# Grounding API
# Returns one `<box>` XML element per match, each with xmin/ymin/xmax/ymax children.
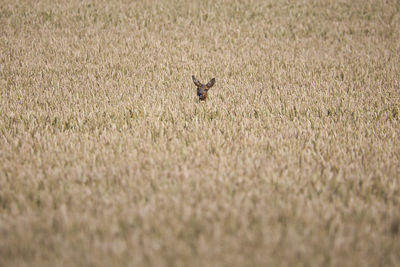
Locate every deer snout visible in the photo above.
<box><xmin>197</xmin><ymin>89</ymin><xmax>207</xmax><ymax>100</ymax></box>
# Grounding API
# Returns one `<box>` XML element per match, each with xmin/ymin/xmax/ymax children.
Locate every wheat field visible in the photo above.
<box><xmin>1</xmin><ymin>0</ymin><xmax>400</xmax><ymax>266</ymax></box>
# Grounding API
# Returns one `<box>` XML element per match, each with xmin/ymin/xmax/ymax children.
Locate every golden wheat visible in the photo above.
<box><xmin>1</xmin><ymin>0</ymin><xmax>399</xmax><ymax>266</ymax></box>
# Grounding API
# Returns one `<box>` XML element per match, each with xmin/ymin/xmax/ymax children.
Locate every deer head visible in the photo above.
<box><xmin>192</xmin><ymin>75</ymin><xmax>216</xmax><ymax>101</ymax></box>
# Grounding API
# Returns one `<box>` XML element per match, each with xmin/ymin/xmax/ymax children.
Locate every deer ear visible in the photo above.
<box><xmin>206</xmin><ymin>78</ymin><xmax>215</xmax><ymax>88</ymax></box>
<box><xmin>192</xmin><ymin>76</ymin><xmax>202</xmax><ymax>87</ymax></box>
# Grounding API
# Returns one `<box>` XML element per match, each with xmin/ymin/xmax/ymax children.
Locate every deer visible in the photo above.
<box><xmin>192</xmin><ymin>75</ymin><xmax>216</xmax><ymax>101</ymax></box>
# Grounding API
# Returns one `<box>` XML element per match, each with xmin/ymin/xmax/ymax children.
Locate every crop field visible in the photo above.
<box><xmin>1</xmin><ymin>0</ymin><xmax>400</xmax><ymax>266</ymax></box>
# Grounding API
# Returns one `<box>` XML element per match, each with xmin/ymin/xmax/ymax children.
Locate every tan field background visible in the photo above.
<box><xmin>1</xmin><ymin>0</ymin><xmax>400</xmax><ymax>266</ymax></box>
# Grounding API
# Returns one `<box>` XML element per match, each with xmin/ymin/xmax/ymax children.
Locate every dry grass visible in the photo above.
<box><xmin>1</xmin><ymin>0</ymin><xmax>400</xmax><ymax>266</ymax></box>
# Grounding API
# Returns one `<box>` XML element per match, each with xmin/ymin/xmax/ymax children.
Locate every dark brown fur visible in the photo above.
<box><xmin>192</xmin><ymin>76</ymin><xmax>216</xmax><ymax>101</ymax></box>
